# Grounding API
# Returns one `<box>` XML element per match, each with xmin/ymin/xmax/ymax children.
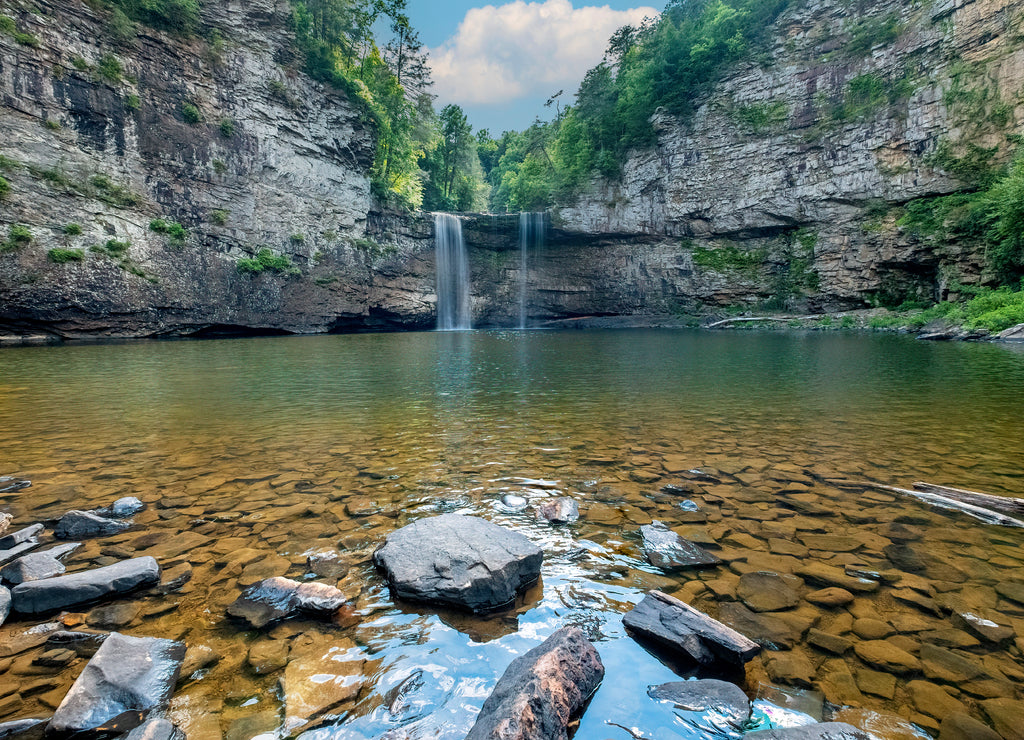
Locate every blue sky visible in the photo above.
<box><xmin>402</xmin><ymin>0</ymin><xmax>661</xmax><ymax>133</ymax></box>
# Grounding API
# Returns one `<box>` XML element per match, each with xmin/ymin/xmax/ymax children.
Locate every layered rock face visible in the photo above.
<box><xmin>1</xmin><ymin>0</ymin><xmax>1022</xmax><ymax>338</ymax></box>
<box><xmin>0</xmin><ymin>0</ymin><xmax>435</xmax><ymax>338</ymax></box>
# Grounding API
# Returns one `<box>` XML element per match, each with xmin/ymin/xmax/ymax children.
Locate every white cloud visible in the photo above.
<box><xmin>427</xmin><ymin>0</ymin><xmax>659</xmax><ymax>108</ymax></box>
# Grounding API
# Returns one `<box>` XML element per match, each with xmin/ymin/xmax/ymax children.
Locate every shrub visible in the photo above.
<box><xmin>209</xmin><ymin>209</ymin><xmax>228</xmax><ymax>225</ymax></box>
<box><xmin>149</xmin><ymin>218</ymin><xmax>168</xmax><ymax>233</ymax></box>
<box><xmin>181</xmin><ymin>103</ymin><xmax>201</xmax><ymax>124</ymax></box>
<box><xmin>0</xmin><ymin>16</ymin><xmax>15</xmax><ymax>35</ymax></box>
<box><xmin>167</xmin><ymin>222</ymin><xmax>187</xmax><ymax>242</ymax></box>
<box><xmin>72</xmin><ymin>56</ymin><xmax>90</xmax><ymax>71</ymax></box>
<box><xmin>48</xmin><ymin>248</ymin><xmax>84</xmax><ymax>263</ymax></box>
<box><xmin>290</xmin><ymin>233</ymin><xmax>305</xmax><ymax>243</ymax></box>
<box><xmin>97</xmin><ymin>54</ymin><xmax>123</xmax><ymax>83</ymax></box>
<box><xmin>212</xmin><ymin>159</ymin><xmax>227</xmax><ymax>174</ymax></box>
<box><xmin>14</xmin><ymin>32</ymin><xmax>39</xmax><ymax>47</ymax></box>
<box><xmin>91</xmin><ymin>238</ymin><xmax>129</xmax><ymax>258</ymax></box>
<box><xmin>124</xmin><ymin>93</ymin><xmax>140</xmax><ymax>111</ymax></box>
<box><xmin>44</xmin><ymin>119</ymin><xmax>60</xmax><ymax>131</ymax></box>
<box><xmin>64</xmin><ymin>223</ymin><xmax>82</xmax><ymax>235</ymax></box>
<box><xmin>90</xmin><ymin>174</ymin><xmax>140</xmax><ymax>207</ymax></box>
<box><xmin>237</xmin><ymin>248</ymin><xmax>300</xmax><ymax>275</ymax></box>
<box><xmin>9</xmin><ymin>224</ymin><xmax>31</xmax><ymax>245</ymax></box>
<box><xmin>219</xmin><ymin>118</ymin><xmax>235</xmax><ymax>138</ymax></box>
<box><xmin>0</xmin><ymin>176</ymin><xmax>8</xmax><ymax>199</ymax></box>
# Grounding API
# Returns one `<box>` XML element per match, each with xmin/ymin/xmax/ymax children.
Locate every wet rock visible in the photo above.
<box><xmin>981</xmin><ymin>699</ymin><xmax>1024</xmax><ymax>740</ymax></box>
<box><xmin>179</xmin><ymin>644</ymin><xmax>220</xmax><ymax>677</ymax></box>
<box><xmin>0</xmin><ymin>513</ymin><xmax>10</xmax><ymax>536</ymax></box>
<box><xmin>0</xmin><ymin>718</ymin><xmax>46</xmax><ymax>740</ymax></box>
<box><xmin>745</xmin><ymin>723</ymin><xmax>868</xmax><ymax>739</ymax></box>
<box><xmin>805</xmin><ymin>588</ymin><xmax>853</xmax><ymax>608</ymax></box>
<box><xmin>807</xmin><ymin>629</ymin><xmax>851</xmax><ymax>655</ymax></box>
<box><xmin>640</xmin><ymin>521</ymin><xmax>720</xmax><ymax>571</ymax></box>
<box><xmin>54</xmin><ymin>511</ymin><xmax>131</xmax><ymax>540</ymax></box>
<box><xmin>373</xmin><ymin>514</ymin><xmax>542</xmax><ymax>613</ymax></box>
<box><xmin>737</xmin><ymin>572</ymin><xmax>798</xmax><ymax>613</ymax></box>
<box><xmin>0</xmin><ymin>524</ymin><xmax>43</xmax><ymax>550</ymax></box>
<box><xmin>1</xmin><ymin>543</ymin><xmax>81</xmax><ymax>584</ymax></box>
<box><xmin>0</xmin><ymin>478</ymin><xmax>30</xmax><ymax>494</ymax></box>
<box><xmin>46</xmin><ymin>629</ymin><xmax>109</xmax><ymax>658</ymax></box>
<box><xmin>938</xmin><ymin>713</ymin><xmax>1001</xmax><ymax>740</ymax></box>
<box><xmin>795</xmin><ymin>563</ymin><xmax>878</xmax><ymax>593</ymax></box>
<box><xmin>0</xmin><ymin>540</ymin><xmax>42</xmax><ymax>567</ymax></box>
<box><xmin>157</xmin><ymin>563</ymin><xmax>192</xmax><ymax>594</ymax></box>
<box><xmin>950</xmin><ymin>610</ymin><xmax>1015</xmax><ymax>646</ymax></box>
<box><xmin>853</xmin><ymin>640</ymin><xmax>919</xmax><ymax>675</ymax></box>
<box><xmin>537</xmin><ymin>498</ymin><xmax>579</xmax><ymax>524</ymax></box>
<box><xmin>678</xmin><ymin>499</ymin><xmax>701</xmax><ymax>512</ymax></box>
<box><xmin>227</xmin><ymin>577</ymin><xmax>348</xmax><ymax>629</ymax></box>
<box><xmin>994</xmin><ymin>581</ymin><xmax>1024</xmax><ymax>606</ymax></box>
<box><xmin>307</xmin><ymin>550</ymin><xmax>348</xmax><ymax>579</ymax></box>
<box><xmin>648</xmin><ymin>679</ymin><xmax>750</xmax><ymax>736</ymax></box>
<box><xmin>246</xmin><ymin>638</ymin><xmax>289</xmax><ymax>674</ymax></box>
<box><xmin>500</xmin><ymin>494</ymin><xmax>529</xmax><ymax>510</ymax></box>
<box><xmin>94</xmin><ymin>497</ymin><xmax>146</xmax><ymax>519</ymax></box>
<box><xmin>765</xmin><ymin>649</ymin><xmax>816</xmax><ymax>687</ymax></box>
<box><xmin>11</xmin><ymin>557</ymin><xmax>160</xmax><ymax>614</ymax></box>
<box><xmin>851</xmin><ymin>619</ymin><xmax>893</xmax><ymax>640</ymax></box>
<box><xmin>33</xmin><ymin>648</ymin><xmax>77</xmax><ymax>667</ymax></box>
<box><xmin>465</xmin><ymin>626</ymin><xmax>604</xmax><ymax>740</ymax></box>
<box><xmin>623</xmin><ymin>590</ymin><xmax>761</xmax><ymax>666</ymax></box>
<box><xmin>281</xmin><ymin>635</ymin><xmax>366</xmax><ymax>731</ymax></box>
<box><xmin>907</xmin><ymin>680</ymin><xmax>966</xmax><ymax>721</ymax></box>
<box><xmin>48</xmin><ymin>632</ymin><xmax>185</xmax><ymax>735</ymax></box>
<box><xmin>86</xmin><ymin>602</ymin><xmax>141</xmax><ymax>629</ymax></box>
<box><xmin>0</xmin><ymin>585</ymin><xmax>8</xmax><ymax>627</ymax></box>
<box><xmin>718</xmin><ymin>602</ymin><xmax>796</xmax><ymax>650</ymax></box>
<box><xmin>120</xmin><ymin>718</ymin><xmax>185</xmax><ymax>740</ymax></box>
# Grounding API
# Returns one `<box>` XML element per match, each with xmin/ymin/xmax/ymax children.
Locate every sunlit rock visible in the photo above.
<box><xmin>373</xmin><ymin>514</ymin><xmax>542</xmax><ymax>613</ymax></box>
<box><xmin>536</xmin><ymin>498</ymin><xmax>579</xmax><ymax>523</ymax></box>
<box><xmin>281</xmin><ymin>635</ymin><xmax>366</xmax><ymax>731</ymax></box>
<box><xmin>48</xmin><ymin>632</ymin><xmax>185</xmax><ymax>735</ymax></box>
<box><xmin>640</xmin><ymin>521</ymin><xmax>720</xmax><ymax>571</ymax></box>
<box><xmin>465</xmin><ymin>626</ymin><xmax>604</xmax><ymax>740</ymax></box>
<box><xmin>227</xmin><ymin>576</ymin><xmax>348</xmax><ymax>628</ymax></box>
<box><xmin>647</xmin><ymin>679</ymin><xmax>750</xmax><ymax>739</ymax></box>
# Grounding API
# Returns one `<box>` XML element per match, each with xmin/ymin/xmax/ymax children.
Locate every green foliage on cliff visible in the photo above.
<box><xmin>92</xmin><ymin>0</ymin><xmax>200</xmax><ymax>36</ymax></box>
<box><xmin>0</xmin><ymin>176</ymin><xmax>9</xmax><ymax>200</ymax></box>
<box><xmin>869</xmin><ymin>283</ymin><xmax>1024</xmax><ymax>334</ymax></box>
<box><xmin>237</xmin><ymin>249</ymin><xmax>300</xmax><ymax>275</ymax></box>
<box><xmin>48</xmin><ymin>248</ymin><xmax>85</xmax><ymax>263</ymax></box>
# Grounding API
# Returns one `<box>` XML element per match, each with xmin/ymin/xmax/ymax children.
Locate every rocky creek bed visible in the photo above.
<box><xmin>1</xmin><ymin>331</ymin><xmax>1023</xmax><ymax>739</ymax></box>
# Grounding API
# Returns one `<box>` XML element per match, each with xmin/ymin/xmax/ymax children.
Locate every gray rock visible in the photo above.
<box><xmin>11</xmin><ymin>557</ymin><xmax>160</xmax><ymax>614</ymax></box>
<box><xmin>0</xmin><ymin>718</ymin><xmax>47</xmax><ymax>740</ymax></box>
<box><xmin>0</xmin><ymin>478</ymin><xmax>30</xmax><ymax>494</ymax></box>
<box><xmin>0</xmin><ymin>523</ymin><xmax>43</xmax><ymax>550</ymax></box>
<box><xmin>373</xmin><ymin>514</ymin><xmax>543</xmax><ymax>613</ymax></box>
<box><xmin>623</xmin><ymin>590</ymin><xmax>761</xmax><ymax>666</ymax></box>
<box><xmin>0</xmin><ymin>586</ymin><xmax>9</xmax><ymax>627</ymax></box>
<box><xmin>465</xmin><ymin>626</ymin><xmax>604</xmax><ymax>740</ymax></box>
<box><xmin>55</xmin><ymin>511</ymin><xmax>132</xmax><ymax>539</ymax></box>
<box><xmin>307</xmin><ymin>550</ymin><xmax>349</xmax><ymax>579</ymax></box>
<box><xmin>0</xmin><ymin>539</ymin><xmax>42</xmax><ymax>567</ymax></box>
<box><xmin>746</xmin><ymin>723</ymin><xmax>869</xmax><ymax>739</ymax></box>
<box><xmin>500</xmin><ymin>494</ymin><xmax>529</xmax><ymax>510</ymax></box>
<box><xmin>120</xmin><ymin>718</ymin><xmax>185</xmax><ymax>740</ymax></box>
<box><xmin>48</xmin><ymin>632</ymin><xmax>185</xmax><ymax>735</ymax></box>
<box><xmin>537</xmin><ymin>498</ymin><xmax>579</xmax><ymax>523</ymax></box>
<box><xmin>0</xmin><ymin>552</ymin><xmax>66</xmax><ymax>584</ymax></box>
<box><xmin>96</xmin><ymin>497</ymin><xmax>146</xmax><ymax>519</ymax></box>
<box><xmin>648</xmin><ymin>679</ymin><xmax>751</xmax><ymax>734</ymax></box>
<box><xmin>640</xmin><ymin>521</ymin><xmax>720</xmax><ymax>570</ymax></box>
<box><xmin>0</xmin><ymin>513</ymin><xmax>10</xmax><ymax>536</ymax></box>
<box><xmin>227</xmin><ymin>576</ymin><xmax>347</xmax><ymax>628</ymax></box>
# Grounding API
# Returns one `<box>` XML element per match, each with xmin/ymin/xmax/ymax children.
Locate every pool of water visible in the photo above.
<box><xmin>1</xmin><ymin>329</ymin><xmax>1023</xmax><ymax>738</ymax></box>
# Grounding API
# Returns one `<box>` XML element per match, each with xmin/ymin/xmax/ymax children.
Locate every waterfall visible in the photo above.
<box><xmin>518</xmin><ymin>212</ymin><xmax>545</xmax><ymax>329</ymax></box>
<box><xmin>435</xmin><ymin>213</ymin><xmax>471</xmax><ymax>331</ymax></box>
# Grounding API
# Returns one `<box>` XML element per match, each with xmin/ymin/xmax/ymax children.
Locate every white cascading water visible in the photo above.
<box><xmin>435</xmin><ymin>213</ymin><xmax>471</xmax><ymax>331</ymax></box>
<box><xmin>518</xmin><ymin>212</ymin><xmax>545</xmax><ymax>329</ymax></box>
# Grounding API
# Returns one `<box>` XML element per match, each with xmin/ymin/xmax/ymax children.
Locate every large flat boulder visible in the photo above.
<box><xmin>11</xmin><ymin>557</ymin><xmax>160</xmax><ymax>614</ymax></box>
<box><xmin>373</xmin><ymin>514</ymin><xmax>543</xmax><ymax>613</ymax></box>
<box><xmin>623</xmin><ymin>590</ymin><xmax>761</xmax><ymax>667</ymax></box>
<box><xmin>48</xmin><ymin>632</ymin><xmax>185</xmax><ymax>735</ymax></box>
<box><xmin>465</xmin><ymin>626</ymin><xmax>604</xmax><ymax>740</ymax></box>
<box><xmin>640</xmin><ymin>521</ymin><xmax>720</xmax><ymax>570</ymax></box>
<box><xmin>1</xmin><ymin>543</ymin><xmax>80</xmax><ymax>585</ymax></box>
<box><xmin>54</xmin><ymin>511</ymin><xmax>131</xmax><ymax>539</ymax></box>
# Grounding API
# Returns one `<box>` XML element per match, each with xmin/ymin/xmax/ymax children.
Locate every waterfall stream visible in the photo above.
<box><xmin>518</xmin><ymin>212</ymin><xmax>545</xmax><ymax>329</ymax></box>
<box><xmin>435</xmin><ymin>213</ymin><xmax>471</xmax><ymax>331</ymax></box>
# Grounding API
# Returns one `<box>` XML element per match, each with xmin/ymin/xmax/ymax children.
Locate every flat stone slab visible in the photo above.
<box><xmin>0</xmin><ymin>586</ymin><xmax>9</xmax><ymax>628</ymax></box>
<box><xmin>623</xmin><ymin>590</ymin><xmax>761</xmax><ymax>666</ymax></box>
<box><xmin>737</xmin><ymin>572</ymin><xmax>799</xmax><ymax>612</ymax></box>
<box><xmin>227</xmin><ymin>577</ymin><xmax>348</xmax><ymax>628</ymax></box>
<box><xmin>0</xmin><ymin>539</ymin><xmax>41</xmax><ymax>568</ymax></box>
<box><xmin>55</xmin><ymin>511</ymin><xmax>131</xmax><ymax>539</ymax></box>
<box><xmin>0</xmin><ymin>524</ymin><xmax>43</xmax><ymax>550</ymax></box>
<box><xmin>120</xmin><ymin>718</ymin><xmax>185</xmax><ymax>740</ymax></box>
<box><xmin>465</xmin><ymin>626</ymin><xmax>604</xmax><ymax>740</ymax></box>
<box><xmin>746</xmin><ymin>723</ymin><xmax>869</xmax><ymax>739</ymax></box>
<box><xmin>1</xmin><ymin>544</ymin><xmax>79</xmax><ymax>585</ymax></box>
<box><xmin>373</xmin><ymin>514</ymin><xmax>542</xmax><ymax>613</ymax></box>
<box><xmin>648</xmin><ymin>679</ymin><xmax>750</xmax><ymax>737</ymax></box>
<box><xmin>0</xmin><ymin>718</ymin><xmax>46</xmax><ymax>740</ymax></box>
<box><xmin>11</xmin><ymin>557</ymin><xmax>160</xmax><ymax>614</ymax></box>
<box><xmin>49</xmin><ymin>632</ymin><xmax>185</xmax><ymax>735</ymax></box>
<box><xmin>640</xmin><ymin>521</ymin><xmax>720</xmax><ymax>571</ymax></box>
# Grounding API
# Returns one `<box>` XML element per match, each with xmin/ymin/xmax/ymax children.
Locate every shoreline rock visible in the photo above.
<box><xmin>11</xmin><ymin>557</ymin><xmax>160</xmax><ymax>614</ymax></box>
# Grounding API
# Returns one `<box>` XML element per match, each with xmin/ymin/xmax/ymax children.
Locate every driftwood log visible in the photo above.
<box><xmin>870</xmin><ymin>482</ymin><xmax>1024</xmax><ymax>528</ymax></box>
<box><xmin>705</xmin><ymin>316</ymin><xmax>817</xmax><ymax>329</ymax></box>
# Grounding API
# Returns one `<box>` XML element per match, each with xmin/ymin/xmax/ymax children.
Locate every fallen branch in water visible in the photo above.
<box><xmin>912</xmin><ymin>481</ymin><xmax>1024</xmax><ymax>516</ymax></box>
<box><xmin>869</xmin><ymin>482</ymin><xmax>1024</xmax><ymax>528</ymax></box>
<box><xmin>705</xmin><ymin>315</ymin><xmax>818</xmax><ymax>329</ymax></box>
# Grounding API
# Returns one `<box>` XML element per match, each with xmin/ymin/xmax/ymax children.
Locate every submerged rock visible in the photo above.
<box><xmin>55</xmin><ymin>511</ymin><xmax>132</xmax><ymax>539</ymax></box>
<box><xmin>227</xmin><ymin>576</ymin><xmax>348</xmax><ymax>628</ymax></box>
<box><xmin>648</xmin><ymin>679</ymin><xmax>750</xmax><ymax>738</ymax></box>
<box><xmin>11</xmin><ymin>557</ymin><xmax>160</xmax><ymax>614</ymax></box>
<box><xmin>373</xmin><ymin>514</ymin><xmax>542</xmax><ymax>613</ymax></box>
<box><xmin>640</xmin><ymin>521</ymin><xmax>720</xmax><ymax>571</ymax></box>
<box><xmin>746</xmin><ymin>723</ymin><xmax>869</xmax><ymax>739</ymax></box>
<box><xmin>0</xmin><ymin>718</ymin><xmax>47</xmax><ymax>740</ymax></box>
<box><xmin>737</xmin><ymin>572</ymin><xmax>799</xmax><ymax>613</ymax></box>
<box><xmin>623</xmin><ymin>590</ymin><xmax>761</xmax><ymax>666</ymax></box>
<box><xmin>281</xmin><ymin>635</ymin><xmax>366</xmax><ymax>731</ymax></box>
<box><xmin>307</xmin><ymin>550</ymin><xmax>349</xmax><ymax>579</ymax></box>
<box><xmin>48</xmin><ymin>632</ymin><xmax>185</xmax><ymax>735</ymax></box>
<box><xmin>0</xmin><ymin>478</ymin><xmax>30</xmax><ymax>494</ymax></box>
<box><xmin>119</xmin><ymin>718</ymin><xmax>186</xmax><ymax>740</ymax></box>
<box><xmin>537</xmin><ymin>498</ymin><xmax>579</xmax><ymax>523</ymax></box>
<box><xmin>465</xmin><ymin>626</ymin><xmax>604</xmax><ymax>740</ymax></box>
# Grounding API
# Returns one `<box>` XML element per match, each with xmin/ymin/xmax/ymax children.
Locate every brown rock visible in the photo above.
<box><xmin>907</xmin><ymin>681</ymin><xmax>966</xmax><ymax>721</ymax></box>
<box><xmin>737</xmin><ymin>572</ymin><xmax>799</xmax><ymax>613</ymax></box>
<box><xmin>852</xmin><ymin>618</ymin><xmax>893</xmax><ymax>640</ymax></box>
<box><xmin>805</xmin><ymin>588</ymin><xmax>854</xmax><ymax>607</ymax></box>
<box><xmin>853</xmin><ymin>640</ymin><xmax>919</xmax><ymax>675</ymax></box>
<box><xmin>938</xmin><ymin>713</ymin><xmax>1002</xmax><ymax>740</ymax></box>
<box><xmin>981</xmin><ymin>698</ymin><xmax>1024</xmax><ymax>740</ymax></box>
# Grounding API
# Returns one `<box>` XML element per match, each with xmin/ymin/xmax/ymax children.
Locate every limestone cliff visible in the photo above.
<box><xmin>0</xmin><ymin>0</ymin><xmax>435</xmax><ymax>338</ymax></box>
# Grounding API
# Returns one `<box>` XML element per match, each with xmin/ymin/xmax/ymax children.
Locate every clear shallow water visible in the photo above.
<box><xmin>1</xmin><ymin>329</ymin><xmax>1023</xmax><ymax>738</ymax></box>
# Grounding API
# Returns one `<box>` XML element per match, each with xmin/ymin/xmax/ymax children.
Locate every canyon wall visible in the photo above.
<box><xmin>1</xmin><ymin>0</ymin><xmax>1023</xmax><ymax>339</ymax></box>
